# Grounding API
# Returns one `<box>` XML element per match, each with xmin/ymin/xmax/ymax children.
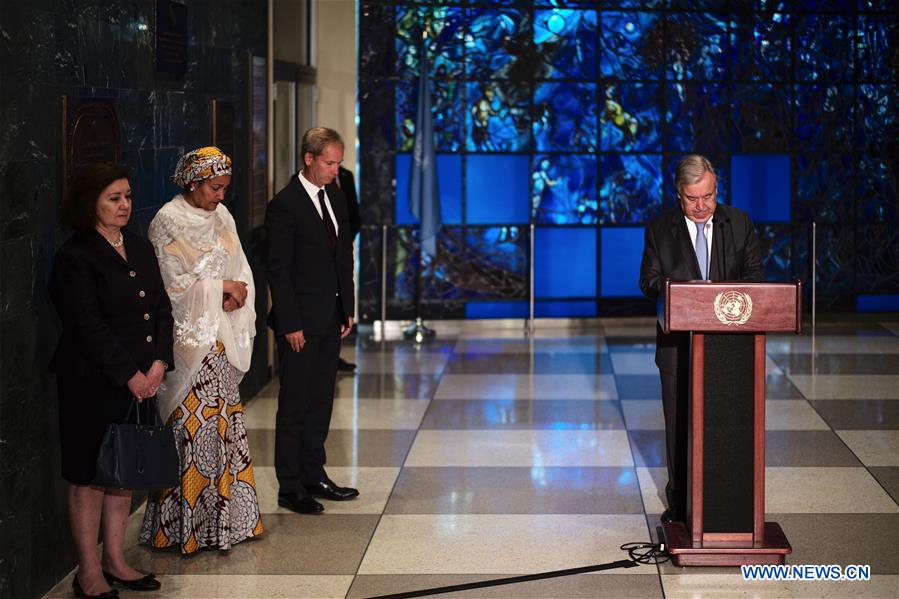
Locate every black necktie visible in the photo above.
<box><xmin>318</xmin><ymin>189</ymin><xmax>337</xmax><ymax>252</ymax></box>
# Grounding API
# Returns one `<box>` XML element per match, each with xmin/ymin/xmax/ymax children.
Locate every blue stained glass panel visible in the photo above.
<box><xmin>856</xmin><ymin>225</ymin><xmax>899</xmax><ymax>294</ymax></box>
<box><xmin>794</xmin><ymin>85</ymin><xmax>854</xmax><ymax>152</ymax></box>
<box><xmin>757</xmin><ymin>224</ymin><xmax>793</xmax><ymax>283</ymax></box>
<box><xmin>730</xmin><ymin>155</ymin><xmax>790</xmax><ymax>223</ymax></box>
<box><xmin>601</xmin><ymin>83</ymin><xmax>661</xmax><ymax>152</ymax></box>
<box><xmin>532</xmin><ymin>155</ymin><xmax>598</xmax><ymax>225</ymax></box>
<box><xmin>466</xmin><ymin>155</ymin><xmax>530</xmax><ymax>224</ymax></box>
<box><xmin>533</xmin><ymin>83</ymin><xmax>597</xmax><ymax>152</ymax></box>
<box><xmin>733</xmin><ymin>84</ymin><xmax>791</xmax><ymax>153</ymax></box>
<box><xmin>665</xmin><ymin>83</ymin><xmax>733</xmax><ymax>153</ymax></box>
<box><xmin>393</xmin><ymin>227</ymin><xmax>466</xmax><ymax>302</ymax></box>
<box><xmin>396</xmin><ymin>6</ymin><xmax>464</xmax><ymax>80</ymax></box>
<box><xmin>533</xmin><ymin>9</ymin><xmax>597</xmax><ymax>80</ymax></box>
<box><xmin>535</xmin><ymin>227</ymin><xmax>597</xmax><ymax>299</ymax></box>
<box><xmin>396</xmin><ymin>79</ymin><xmax>461</xmax><ymax>152</ymax></box>
<box><xmin>395</xmin><ymin>154</ymin><xmax>462</xmax><ymax>225</ymax></box>
<box><xmin>466</xmin><ymin>81</ymin><xmax>530</xmax><ymax>152</ymax></box>
<box><xmin>857</xmin><ymin>16</ymin><xmax>897</xmax><ymax>82</ymax></box>
<box><xmin>814</xmin><ymin>225</ymin><xmax>856</xmax><ymax>296</ymax></box>
<box><xmin>600</xmin><ymin>227</ymin><xmax>643</xmax><ymax>297</ymax></box>
<box><xmin>465</xmin><ymin>9</ymin><xmax>532</xmax><ymax>80</ymax></box>
<box><xmin>795</xmin><ymin>15</ymin><xmax>854</xmax><ymax>82</ymax></box>
<box><xmin>600</xmin><ymin>154</ymin><xmax>663</xmax><ymax>225</ymax></box>
<box><xmin>793</xmin><ymin>152</ymin><xmax>854</xmax><ymax>222</ymax></box>
<box><xmin>857</xmin><ymin>296</ymin><xmax>899</xmax><ymax>312</ymax></box>
<box><xmin>536</xmin><ymin>301</ymin><xmax>597</xmax><ymax>317</ymax></box>
<box><xmin>857</xmin><ymin>155</ymin><xmax>897</xmax><ymax>222</ymax></box>
<box><xmin>465</xmin><ymin>226</ymin><xmax>529</xmax><ymax>299</ymax></box>
<box><xmin>730</xmin><ymin>12</ymin><xmax>792</xmax><ymax>82</ymax></box>
<box><xmin>857</xmin><ymin>84</ymin><xmax>897</xmax><ymax>153</ymax></box>
<box><xmin>665</xmin><ymin>12</ymin><xmax>728</xmax><ymax>81</ymax></box>
<box><xmin>600</xmin><ymin>12</ymin><xmax>663</xmax><ymax>81</ymax></box>
<box><xmin>466</xmin><ymin>301</ymin><xmax>529</xmax><ymax>319</ymax></box>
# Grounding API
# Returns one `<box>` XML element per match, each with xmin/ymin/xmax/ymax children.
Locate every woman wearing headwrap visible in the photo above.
<box><xmin>139</xmin><ymin>147</ymin><xmax>263</xmax><ymax>553</ymax></box>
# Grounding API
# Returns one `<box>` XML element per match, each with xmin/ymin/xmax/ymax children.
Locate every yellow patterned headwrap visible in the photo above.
<box><xmin>172</xmin><ymin>146</ymin><xmax>232</xmax><ymax>188</ymax></box>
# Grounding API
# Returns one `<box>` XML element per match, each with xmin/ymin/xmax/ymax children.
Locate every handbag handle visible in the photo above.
<box><xmin>126</xmin><ymin>396</ymin><xmax>163</xmax><ymax>426</ymax></box>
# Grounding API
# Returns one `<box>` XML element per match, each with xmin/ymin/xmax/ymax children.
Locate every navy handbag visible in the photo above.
<box><xmin>93</xmin><ymin>397</ymin><xmax>180</xmax><ymax>489</ymax></box>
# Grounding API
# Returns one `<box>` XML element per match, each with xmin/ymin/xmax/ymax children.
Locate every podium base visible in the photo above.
<box><xmin>662</xmin><ymin>522</ymin><xmax>792</xmax><ymax>567</ymax></box>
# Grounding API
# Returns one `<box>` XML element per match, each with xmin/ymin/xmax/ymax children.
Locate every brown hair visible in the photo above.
<box><xmin>58</xmin><ymin>162</ymin><xmax>130</xmax><ymax>231</ymax></box>
<box><xmin>301</xmin><ymin>127</ymin><xmax>343</xmax><ymax>160</ymax></box>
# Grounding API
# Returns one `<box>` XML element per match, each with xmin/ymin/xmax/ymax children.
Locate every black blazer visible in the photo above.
<box><xmin>265</xmin><ymin>173</ymin><xmax>355</xmax><ymax>336</ymax></box>
<box><xmin>639</xmin><ymin>204</ymin><xmax>764</xmax><ymax>373</ymax></box>
<box><xmin>49</xmin><ymin>229</ymin><xmax>174</xmax><ymax>387</ymax></box>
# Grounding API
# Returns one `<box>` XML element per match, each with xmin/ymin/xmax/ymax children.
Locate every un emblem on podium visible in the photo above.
<box><xmin>714</xmin><ymin>291</ymin><xmax>753</xmax><ymax>326</ymax></box>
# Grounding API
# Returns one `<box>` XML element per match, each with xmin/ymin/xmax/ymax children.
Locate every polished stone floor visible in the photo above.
<box><xmin>44</xmin><ymin>317</ymin><xmax>899</xmax><ymax>598</ymax></box>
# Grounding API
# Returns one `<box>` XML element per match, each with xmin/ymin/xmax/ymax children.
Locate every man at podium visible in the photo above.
<box><xmin>638</xmin><ymin>154</ymin><xmax>764</xmax><ymax>525</ymax></box>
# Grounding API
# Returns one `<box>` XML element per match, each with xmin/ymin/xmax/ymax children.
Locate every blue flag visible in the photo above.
<box><xmin>409</xmin><ymin>36</ymin><xmax>441</xmax><ymax>260</ymax></box>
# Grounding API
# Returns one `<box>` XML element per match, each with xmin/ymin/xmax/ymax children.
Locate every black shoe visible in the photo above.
<box><xmin>278</xmin><ymin>491</ymin><xmax>325</xmax><ymax>514</ymax></box>
<box><xmin>103</xmin><ymin>571</ymin><xmax>161</xmax><ymax>592</ymax></box>
<box><xmin>337</xmin><ymin>358</ymin><xmax>356</xmax><ymax>372</ymax></box>
<box><xmin>73</xmin><ymin>577</ymin><xmax>119</xmax><ymax>598</ymax></box>
<box><xmin>304</xmin><ymin>478</ymin><xmax>360</xmax><ymax>501</ymax></box>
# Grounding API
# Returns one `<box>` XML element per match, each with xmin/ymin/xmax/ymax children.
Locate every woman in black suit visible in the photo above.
<box><xmin>50</xmin><ymin>163</ymin><xmax>172</xmax><ymax>598</ymax></box>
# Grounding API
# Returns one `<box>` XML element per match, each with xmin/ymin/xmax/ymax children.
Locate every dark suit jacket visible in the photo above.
<box><xmin>265</xmin><ymin>173</ymin><xmax>355</xmax><ymax>336</ymax></box>
<box><xmin>337</xmin><ymin>166</ymin><xmax>360</xmax><ymax>239</ymax></box>
<box><xmin>639</xmin><ymin>204</ymin><xmax>764</xmax><ymax>373</ymax></box>
<box><xmin>49</xmin><ymin>229</ymin><xmax>174</xmax><ymax>387</ymax></box>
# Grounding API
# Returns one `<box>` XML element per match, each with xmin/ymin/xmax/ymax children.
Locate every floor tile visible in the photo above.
<box><xmin>635</xmin><ymin>467</ymin><xmax>668</xmax><ymax>514</ymax></box>
<box><xmin>765</xmin><ymin>431</ymin><xmax>862</xmax><ymax>467</ymax></box>
<box><xmin>836</xmin><ymin>430</ymin><xmax>899</xmax><ymax>467</ymax></box>
<box><xmin>770</xmin><ymin>352</ymin><xmax>899</xmax><ymax>375</ymax></box>
<box><xmin>766</xmin><ymin>335</ymin><xmax>899</xmax><ymax>354</ymax></box>
<box><xmin>245</xmin><ymin>396</ymin><xmax>430</xmax><ymax>430</ymax></box>
<box><xmin>123</xmin><ymin>514</ymin><xmax>379</xmax><ymax>575</ymax></box>
<box><xmin>453</xmin><ymin>337</ymin><xmax>609</xmax><ymax>354</ymax></box>
<box><xmin>353</xmin><ymin>351</ymin><xmax>451</xmax><ymax>375</ymax></box>
<box><xmin>605</xmin><ymin>336</ymin><xmax>657</xmax><ymax>352</ymax></box>
<box><xmin>610</xmin><ymin>353</ymin><xmax>658</xmax><ymax>375</ymax></box>
<box><xmin>787</xmin><ymin>375</ymin><xmax>899</xmax><ymax>400</ymax></box>
<box><xmin>357</xmin><ymin>514</ymin><xmax>652</xmax><ymax>575</ymax></box>
<box><xmin>43</xmin><ymin>574</ymin><xmax>355</xmax><ymax>599</ymax></box>
<box><xmin>385</xmin><ymin>467</ymin><xmax>643</xmax><ymax>514</ymax></box>
<box><xmin>404</xmin><ymin>430</ymin><xmax>635</xmax><ymax>467</ymax></box>
<box><xmin>810</xmin><ymin>400</ymin><xmax>899</xmax><ymax>430</ymax></box>
<box><xmin>765</xmin><ymin>374</ymin><xmax>806</xmax><ymax>399</ymax></box>
<box><xmin>444</xmin><ymin>352</ymin><xmax>613</xmax><ymax>375</ymax></box>
<box><xmin>614</xmin><ymin>375</ymin><xmax>662</xmax><ymax>400</ymax></box>
<box><xmin>765</xmin><ymin>400</ymin><xmax>830</xmax><ymax>430</ymax></box>
<box><xmin>661</xmin><ymin>573</ymin><xmax>899</xmax><ymax>598</ymax></box>
<box><xmin>627</xmin><ymin>430</ymin><xmax>666</xmax><ymax>467</ymax></box>
<box><xmin>420</xmin><ymin>399</ymin><xmax>625</xmax><ymax>430</ymax></box>
<box><xmin>881</xmin><ymin>321</ymin><xmax>899</xmax><ymax>336</ymax></box>
<box><xmin>348</xmin><ymin>574</ymin><xmax>664</xmax><ymax>598</ymax></box>
<box><xmin>765</xmin><ymin>467</ymin><xmax>899</xmax><ymax>513</ymax></box>
<box><xmin>773</xmin><ymin>513</ymin><xmax>899</xmax><ymax>575</ymax></box>
<box><xmin>869</xmin><ymin>467</ymin><xmax>899</xmax><ymax>504</ymax></box>
<box><xmin>255</xmin><ymin>466</ymin><xmax>400</xmax><ymax>514</ymax></box>
<box><xmin>248</xmin><ymin>429</ymin><xmax>418</xmax><ymax>467</ymax></box>
<box><xmin>434</xmin><ymin>374</ymin><xmax>618</xmax><ymax>400</ymax></box>
<box><xmin>621</xmin><ymin>400</ymin><xmax>665</xmax><ymax>430</ymax></box>
<box><xmin>335</xmin><ymin>373</ymin><xmax>441</xmax><ymax>399</ymax></box>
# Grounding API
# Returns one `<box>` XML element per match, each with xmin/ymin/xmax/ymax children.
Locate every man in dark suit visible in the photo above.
<box><xmin>334</xmin><ymin>165</ymin><xmax>360</xmax><ymax>373</ymax></box>
<box><xmin>266</xmin><ymin>127</ymin><xmax>359</xmax><ymax>514</ymax></box>
<box><xmin>639</xmin><ymin>154</ymin><xmax>764</xmax><ymax>524</ymax></box>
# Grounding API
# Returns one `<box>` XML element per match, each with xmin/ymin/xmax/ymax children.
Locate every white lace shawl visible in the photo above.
<box><xmin>148</xmin><ymin>195</ymin><xmax>256</xmax><ymax>421</ymax></box>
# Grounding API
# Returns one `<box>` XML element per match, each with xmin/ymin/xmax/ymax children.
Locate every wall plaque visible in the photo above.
<box><xmin>155</xmin><ymin>0</ymin><xmax>188</xmax><ymax>76</ymax></box>
<box><xmin>59</xmin><ymin>96</ymin><xmax>122</xmax><ymax>202</ymax></box>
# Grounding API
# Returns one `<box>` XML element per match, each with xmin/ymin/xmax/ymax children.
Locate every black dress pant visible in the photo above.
<box><xmin>274</xmin><ymin>305</ymin><xmax>341</xmax><ymax>493</ymax></box>
<box><xmin>659</xmin><ymin>339</ymin><xmax>691</xmax><ymax>520</ymax></box>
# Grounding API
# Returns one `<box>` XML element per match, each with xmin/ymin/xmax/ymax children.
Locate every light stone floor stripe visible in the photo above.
<box><xmin>434</xmin><ymin>373</ymin><xmax>619</xmax><ymax>400</ymax></box>
<box><xmin>787</xmin><ymin>374</ymin><xmax>899</xmax><ymax>400</ymax></box>
<box><xmin>357</xmin><ymin>514</ymin><xmax>653</xmax><ymax>575</ymax></box>
<box><xmin>835</xmin><ymin>430</ymin><xmax>899</xmax><ymax>467</ymax></box>
<box><xmin>765</xmin><ymin>467</ymin><xmax>899</xmax><ymax>513</ymax></box>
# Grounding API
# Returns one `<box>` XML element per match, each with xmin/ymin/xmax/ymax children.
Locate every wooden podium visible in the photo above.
<box><xmin>659</xmin><ymin>279</ymin><xmax>802</xmax><ymax>567</ymax></box>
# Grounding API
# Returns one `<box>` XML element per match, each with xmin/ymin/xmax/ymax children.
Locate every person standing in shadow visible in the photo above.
<box><xmin>335</xmin><ymin>164</ymin><xmax>360</xmax><ymax>373</ymax></box>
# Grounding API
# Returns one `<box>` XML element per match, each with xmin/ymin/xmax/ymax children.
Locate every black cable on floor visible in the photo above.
<box><xmin>364</xmin><ymin>541</ymin><xmax>670</xmax><ymax>599</ymax></box>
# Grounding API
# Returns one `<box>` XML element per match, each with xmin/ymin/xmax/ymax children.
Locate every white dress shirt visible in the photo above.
<box><xmin>684</xmin><ymin>215</ymin><xmax>714</xmax><ymax>263</ymax></box>
<box><xmin>298</xmin><ymin>171</ymin><xmax>339</xmax><ymax>236</ymax></box>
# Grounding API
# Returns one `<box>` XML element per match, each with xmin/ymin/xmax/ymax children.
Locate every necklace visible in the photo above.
<box><xmin>108</xmin><ymin>232</ymin><xmax>124</xmax><ymax>248</ymax></box>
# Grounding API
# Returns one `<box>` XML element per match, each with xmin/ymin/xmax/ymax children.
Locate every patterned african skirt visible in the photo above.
<box><xmin>139</xmin><ymin>342</ymin><xmax>263</xmax><ymax>554</ymax></box>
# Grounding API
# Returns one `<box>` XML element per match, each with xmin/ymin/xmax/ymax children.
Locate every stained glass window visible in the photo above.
<box><xmin>357</xmin><ymin>2</ymin><xmax>898</xmax><ymax>319</ymax></box>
